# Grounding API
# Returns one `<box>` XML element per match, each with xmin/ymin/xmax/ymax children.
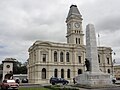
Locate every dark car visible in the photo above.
<box><xmin>50</xmin><ymin>77</ymin><xmax>69</xmax><ymax>85</ymax></box>
<box><xmin>21</xmin><ymin>78</ymin><xmax>28</xmax><ymax>83</ymax></box>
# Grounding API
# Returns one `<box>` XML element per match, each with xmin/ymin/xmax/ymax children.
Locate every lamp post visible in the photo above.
<box><xmin>112</xmin><ymin>52</ymin><xmax>116</xmax><ymax>77</ymax></box>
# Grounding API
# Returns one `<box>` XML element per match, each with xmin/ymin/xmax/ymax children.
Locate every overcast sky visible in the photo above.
<box><xmin>0</xmin><ymin>0</ymin><xmax>120</xmax><ymax>64</ymax></box>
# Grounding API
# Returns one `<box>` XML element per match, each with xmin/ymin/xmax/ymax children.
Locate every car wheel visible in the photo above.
<box><xmin>1</xmin><ymin>86</ymin><xmax>4</xmax><ymax>90</ymax></box>
<box><xmin>52</xmin><ymin>82</ymin><xmax>55</xmax><ymax>85</ymax></box>
<box><xmin>66</xmin><ymin>82</ymin><xmax>69</xmax><ymax>85</ymax></box>
<box><xmin>1</xmin><ymin>87</ymin><xmax>8</xmax><ymax>90</ymax></box>
<box><xmin>5</xmin><ymin>87</ymin><xmax>8</xmax><ymax>90</ymax></box>
<box><xmin>62</xmin><ymin>83</ymin><xmax>65</xmax><ymax>85</ymax></box>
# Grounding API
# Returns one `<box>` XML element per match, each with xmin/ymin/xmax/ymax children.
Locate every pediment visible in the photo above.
<box><xmin>39</xmin><ymin>42</ymin><xmax>52</xmax><ymax>46</ymax></box>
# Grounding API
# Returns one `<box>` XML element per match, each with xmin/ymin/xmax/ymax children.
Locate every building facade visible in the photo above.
<box><xmin>28</xmin><ymin>5</ymin><xmax>113</xmax><ymax>84</ymax></box>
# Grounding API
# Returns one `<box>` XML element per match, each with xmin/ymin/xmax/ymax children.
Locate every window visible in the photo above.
<box><xmin>78</xmin><ymin>38</ymin><xmax>80</xmax><ymax>44</ymax></box>
<box><xmin>61</xmin><ymin>69</ymin><xmax>64</xmax><ymax>78</ymax></box>
<box><xmin>54</xmin><ymin>51</ymin><xmax>57</xmax><ymax>62</ymax></box>
<box><xmin>78</xmin><ymin>69</ymin><xmax>82</xmax><ymax>74</ymax></box>
<box><xmin>60</xmin><ymin>52</ymin><xmax>63</xmax><ymax>62</ymax></box>
<box><xmin>67</xmin><ymin>69</ymin><xmax>70</xmax><ymax>78</ymax></box>
<box><xmin>107</xmin><ymin>58</ymin><xmax>110</xmax><ymax>64</ymax></box>
<box><xmin>54</xmin><ymin>69</ymin><xmax>58</xmax><ymax>77</ymax></box>
<box><xmin>108</xmin><ymin>69</ymin><xmax>110</xmax><ymax>73</ymax></box>
<box><xmin>42</xmin><ymin>68</ymin><xmax>46</xmax><ymax>79</ymax></box>
<box><xmin>78</xmin><ymin>56</ymin><xmax>81</xmax><ymax>63</ymax></box>
<box><xmin>34</xmin><ymin>51</ymin><xmax>36</xmax><ymax>62</ymax></box>
<box><xmin>66</xmin><ymin>52</ymin><xmax>69</xmax><ymax>62</ymax></box>
<box><xmin>43</xmin><ymin>54</ymin><xmax>46</xmax><ymax>62</ymax></box>
<box><xmin>98</xmin><ymin>55</ymin><xmax>100</xmax><ymax>63</ymax></box>
<box><xmin>76</xmin><ymin>38</ymin><xmax>77</xmax><ymax>44</ymax></box>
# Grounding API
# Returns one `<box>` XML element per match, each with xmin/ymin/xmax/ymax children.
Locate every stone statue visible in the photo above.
<box><xmin>85</xmin><ymin>59</ymin><xmax>90</xmax><ymax>71</ymax></box>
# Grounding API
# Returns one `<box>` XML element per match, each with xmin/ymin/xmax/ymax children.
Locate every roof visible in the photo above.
<box><xmin>2</xmin><ymin>58</ymin><xmax>16</xmax><ymax>63</ymax></box>
<box><xmin>67</xmin><ymin>5</ymin><xmax>82</xmax><ymax>20</ymax></box>
<box><xmin>28</xmin><ymin>40</ymin><xmax>86</xmax><ymax>52</ymax></box>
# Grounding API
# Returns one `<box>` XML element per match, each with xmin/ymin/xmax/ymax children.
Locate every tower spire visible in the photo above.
<box><xmin>66</xmin><ymin>5</ymin><xmax>82</xmax><ymax>22</ymax></box>
<box><xmin>66</xmin><ymin>5</ymin><xmax>84</xmax><ymax>45</ymax></box>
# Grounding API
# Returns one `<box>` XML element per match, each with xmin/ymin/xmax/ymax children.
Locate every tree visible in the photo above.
<box><xmin>0</xmin><ymin>63</ymin><xmax>3</xmax><ymax>80</ymax></box>
<box><xmin>13</xmin><ymin>61</ymin><xmax>27</xmax><ymax>74</ymax></box>
<box><xmin>0</xmin><ymin>63</ymin><xmax>3</xmax><ymax>70</ymax></box>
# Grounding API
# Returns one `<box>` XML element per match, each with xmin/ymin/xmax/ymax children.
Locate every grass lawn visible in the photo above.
<box><xmin>19</xmin><ymin>85</ymin><xmax>79</xmax><ymax>90</ymax></box>
<box><xmin>19</xmin><ymin>87</ymin><xmax>49</xmax><ymax>90</ymax></box>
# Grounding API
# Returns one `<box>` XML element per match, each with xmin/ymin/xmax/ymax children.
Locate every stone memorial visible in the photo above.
<box><xmin>75</xmin><ymin>24</ymin><xmax>112</xmax><ymax>87</ymax></box>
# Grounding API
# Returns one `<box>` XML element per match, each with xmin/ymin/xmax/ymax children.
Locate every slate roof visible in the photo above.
<box><xmin>67</xmin><ymin>5</ymin><xmax>82</xmax><ymax>19</ymax></box>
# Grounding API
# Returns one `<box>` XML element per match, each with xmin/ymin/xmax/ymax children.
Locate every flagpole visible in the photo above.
<box><xmin>98</xmin><ymin>33</ymin><xmax>100</xmax><ymax>47</ymax></box>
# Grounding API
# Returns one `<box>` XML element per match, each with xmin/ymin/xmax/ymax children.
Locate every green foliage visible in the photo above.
<box><xmin>13</xmin><ymin>61</ymin><xmax>27</xmax><ymax>74</ymax></box>
<box><xmin>19</xmin><ymin>87</ymin><xmax>49</xmax><ymax>90</ymax></box>
<box><xmin>44</xmin><ymin>85</ymin><xmax>79</xmax><ymax>90</ymax></box>
<box><xmin>0</xmin><ymin>63</ymin><xmax>3</xmax><ymax>69</ymax></box>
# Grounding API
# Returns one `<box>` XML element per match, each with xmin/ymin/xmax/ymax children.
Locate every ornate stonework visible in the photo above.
<box><xmin>28</xmin><ymin>5</ymin><xmax>113</xmax><ymax>84</ymax></box>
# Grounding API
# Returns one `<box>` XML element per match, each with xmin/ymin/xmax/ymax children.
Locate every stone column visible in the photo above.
<box><xmin>64</xmin><ymin>51</ymin><xmax>66</xmax><ymax>63</ymax></box>
<box><xmin>38</xmin><ymin>50</ymin><xmax>41</xmax><ymax>63</ymax></box>
<box><xmin>58</xmin><ymin>51</ymin><xmax>60</xmax><ymax>63</ymax></box>
<box><xmin>86</xmin><ymin>24</ymin><xmax>100</xmax><ymax>72</ymax></box>
<box><xmin>48</xmin><ymin>49</ymin><xmax>52</xmax><ymax>63</ymax></box>
<box><xmin>75</xmin><ymin>24</ymin><xmax>112</xmax><ymax>87</ymax></box>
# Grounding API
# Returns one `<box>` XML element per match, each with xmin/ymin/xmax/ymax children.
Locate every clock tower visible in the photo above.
<box><xmin>66</xmin><ymin>5</ymin><xmax>84</xmax><ymax>45</ymax></box>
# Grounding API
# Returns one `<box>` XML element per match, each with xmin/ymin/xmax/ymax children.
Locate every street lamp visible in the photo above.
<box><xmin>112</xmin><ymin>52</ymin><xmax>116</xmax><ymax>77</ymax></box>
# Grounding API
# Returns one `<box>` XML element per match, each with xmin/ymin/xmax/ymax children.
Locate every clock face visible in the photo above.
<box><xmin>6</xmin><ymin>65</ymin><xmax>10</xmax><ymax>68</ymax></box>
<box><xmin>74</xmin><ymin>22</ymin><xmax>80</xmax><ymax>28</ymax></box>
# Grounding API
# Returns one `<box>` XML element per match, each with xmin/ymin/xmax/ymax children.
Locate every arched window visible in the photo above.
<box><xmin>107</xmin><ymin>58</ymin><xmax>110</xmax><ymax>64</ymax></box>
<box><xmin>67</xmin><ymin>69</ymin><xmax>70</xmax><ymax>78</ymax></box>
<box><xmin>78</xmin><ymin>69</ymin><xmax>82</xmax><ymax>74</ymax></box>
<box><xmin>76</xmin><ymin>38</ymin><xmax>77</xmax><ymax>44</ymax></box>
<box><xmin>54</xmin><ymin>69</ymin><xmax>58</xmax><ymax>77</ymax></box>
<box><xmin>61</xmin><ymin>69</ymin><xmax>64</xmax><ymax>78</ymax></box>
<box><xmin>60</xmin><ymin>52</ymin><xmax>63</xmax><ymax>62</ymax></box>
<box><xmin>78</xmin><ymin>38</ymin><xmax>80</xmax><ymax>44</ymax></box>
<box><xmin>108</xmin><ymin>69</ymin><xmax>110</xmax><ymax>73</ymax></box>
<box><xmin>42</xmin><ymin>68</ymin><xmax>46</xmax><ymax>79</ymax></box>
<box><xmin>54</xmin><ymin>51</ymin><xmax>57</xmax><ymax>62</ymax></box>
<box><xmin>98</xmin><ymin>54</ymin><xmax>100</xmax><ymax>63</ymax></box>
<box><xmin>66</xmin><ymin>52</ymin><xmax>69</xmax><ymax>62</ymax></box>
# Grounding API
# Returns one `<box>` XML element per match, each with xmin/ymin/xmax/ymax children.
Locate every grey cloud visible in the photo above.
<box><xmin>96</xmin><ymin>16</ymin><xmax>120</xmax><ymax>32</ymax></box>
<box><xmin>0</xmin><ymin>0</ymin><xmax>120</xmax><ymax>63</ymax></box>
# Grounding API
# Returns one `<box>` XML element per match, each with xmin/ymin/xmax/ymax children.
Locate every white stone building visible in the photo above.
<box><xmin>28</xmin><ymin>5</ymin><xmax>113</xmax><ymax>84</ymax></box>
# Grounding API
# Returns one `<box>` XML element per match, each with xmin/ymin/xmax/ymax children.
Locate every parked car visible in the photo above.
<box><xmin>0</xmin><ymin>79</ymin><xmax>19</xmax><ymax>90</ymax></box>
<box><xmin>50</xmin><ymin>77</ymin><xmax>69</xmax><ymax>85</ymax></box>
<box><xmin>21</xmin><ymin>78</ymin><xmax>28</xmax><ymax>83</ymax></box>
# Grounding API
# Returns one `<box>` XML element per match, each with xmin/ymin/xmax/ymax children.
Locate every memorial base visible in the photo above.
<box><xmin>75</xmin><ymin>72</ymin><xmax>113</xmax><ymax>88</ymax></box>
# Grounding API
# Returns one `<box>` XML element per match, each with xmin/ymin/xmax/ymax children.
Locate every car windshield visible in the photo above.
<box><xmin>7</xmin><ymin>80</ymin><xmax>15</xmax><ymax>83</ymax></box>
